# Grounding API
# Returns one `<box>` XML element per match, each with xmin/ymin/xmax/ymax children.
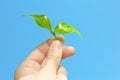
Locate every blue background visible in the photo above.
<box><xmin>0</xmin><ymin>0</ymin><xmax>120</xmax><ymax>80</ymax></box>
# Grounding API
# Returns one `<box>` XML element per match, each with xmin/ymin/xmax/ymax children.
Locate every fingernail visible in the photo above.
<box><xmin>50</xmin><ymin>40</ymin><xmax>61</xmax><ymax>50</ymax></box>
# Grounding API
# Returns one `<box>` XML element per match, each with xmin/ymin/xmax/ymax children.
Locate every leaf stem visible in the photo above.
<box><xmin>50</xmin><ymin>30</ymin><xmax>56</xmax><ymax>38</ymax></box>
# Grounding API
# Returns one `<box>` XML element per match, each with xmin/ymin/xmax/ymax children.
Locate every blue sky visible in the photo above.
<box><xmin>0</xmin><ymin>0</ymin><xmax>120</xmax><ymax>80</ymax></box>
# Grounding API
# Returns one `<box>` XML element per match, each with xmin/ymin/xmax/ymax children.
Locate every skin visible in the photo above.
<box><xmin>14</xmin><ymin>36</ymin><xmax>75</xmax><ymax>80</ymax></box>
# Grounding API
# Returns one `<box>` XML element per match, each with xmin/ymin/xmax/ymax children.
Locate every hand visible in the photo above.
<box><xmin>14</xmin><ymin>36</ymin><xmax>75</xmax><ymax>80</ymax></box>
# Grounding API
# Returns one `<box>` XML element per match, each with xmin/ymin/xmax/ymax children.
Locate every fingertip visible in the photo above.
<box><xmin>68</xmin><ymin>46</ymin><xmax>75</xmax><ymax>54</ymax></box>
<box><xmin>51</xmin><ymin>36</ymin><xmax>64</xmax><ymax>43</ymax></box>
<box><xmin>62</xmin><ymin>46</ymin><xmax>75</xmax><ymax>59</ymax></box>
<box><xmin>56</xmin><ymin>36</ymin><xmax>64</xmax><ymax>43</ymax></box>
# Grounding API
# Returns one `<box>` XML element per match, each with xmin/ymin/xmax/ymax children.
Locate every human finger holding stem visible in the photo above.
<box><xmin>14</xmin><ymin>36</ymin><xmax>75</xmax><ymax>80</ymax></box>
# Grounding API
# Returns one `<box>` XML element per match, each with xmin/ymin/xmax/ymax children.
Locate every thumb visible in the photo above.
<box><xmin>40</xmin><ymin>40</ymin><xmax>63</xmax><ymax>74</ymax></box>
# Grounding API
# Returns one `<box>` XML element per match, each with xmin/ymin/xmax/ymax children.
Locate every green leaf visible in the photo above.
<box><xmin>25</xmin><ymin>14</ymin><xmax>52</xmax><ymax>31</ymax></box>
<box><xmin>54</xmin><ymin>22</ymin><xmax>82</xmax><ymax>38</ymax></box>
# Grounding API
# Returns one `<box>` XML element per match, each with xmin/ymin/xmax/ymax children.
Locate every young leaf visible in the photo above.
<box><xmin>26</xmin><ymin>14</ymin><xmax>52</xmax><ymax>31</ymax></box>
<box><xmin>54</xmin><ymin>22</ymin><xmax>82</xmax><ymax>38</ymax></box>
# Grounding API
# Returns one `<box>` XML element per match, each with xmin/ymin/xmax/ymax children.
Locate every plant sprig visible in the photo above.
<box><xmin>25</xmin><ymin>14</ymin><xmax>82</xmax><ymax>38</ymax></box>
